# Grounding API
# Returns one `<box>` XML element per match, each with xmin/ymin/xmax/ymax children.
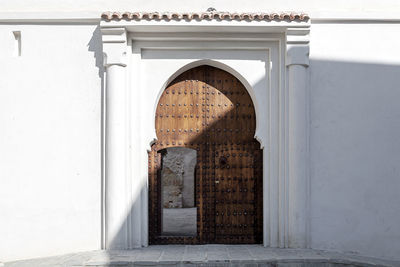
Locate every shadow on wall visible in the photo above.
<box><xmin>88</xmin><ymin>26</ymin><xmax>105</xmax><ymax>80</ymax></box>
<box><xmin>309</xmin><ymin>59</ymin><xmax>400</xmax><ymax>260</ymax></box>
<box><xmin>87</xmin><ymin>25</ymin><xmax>105</xmax><ymax>249</ymax></box>
<box><xmin>103</xmin><ymin>57</ymin><xmax>400</xmax><ymax>260</ymax></box>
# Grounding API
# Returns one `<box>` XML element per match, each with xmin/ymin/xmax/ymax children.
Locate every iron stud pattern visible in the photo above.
<box><xmin>150</xmin><ymin>66</ymin><xmax>262</xmax><ymax>244</ymax></box>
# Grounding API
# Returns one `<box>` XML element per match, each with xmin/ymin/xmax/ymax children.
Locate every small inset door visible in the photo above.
<box><xmin>214</xmin><ymin>144</ymin><xmax>262</xmax><ymax>244</ymax></box>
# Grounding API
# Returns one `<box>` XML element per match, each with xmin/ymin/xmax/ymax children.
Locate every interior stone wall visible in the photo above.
<box><xmin>161</xmin><ymin>147</ymin><xmax>197</xmax><ymax>208</ymax></box>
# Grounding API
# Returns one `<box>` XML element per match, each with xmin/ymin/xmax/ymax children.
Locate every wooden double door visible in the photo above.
<box><xmin>149</xmin><ymin>65</ymin><xmax>263</xmax><ymax>244</ymax></box>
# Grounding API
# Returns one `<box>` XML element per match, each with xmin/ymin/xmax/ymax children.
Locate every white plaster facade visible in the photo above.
<box><xmin>1</xmin><ymin>0</ymin><xmax>400</xmax><ymax>263</ymax></box>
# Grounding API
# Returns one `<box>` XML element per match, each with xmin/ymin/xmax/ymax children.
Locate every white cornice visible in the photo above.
<box><xmin>310</xmin><ymin>11</ymin><xmax>400</xmax><ymax>23</ymax></box>
<box><xmin>0</xmin><ymin>12</ymin><xmax>100</xmax><ymax>23</ymax></box>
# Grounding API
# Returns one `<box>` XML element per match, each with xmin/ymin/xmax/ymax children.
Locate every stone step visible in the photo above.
<box><xmin>4</xmin><ymin>246</ymin><xmax>399</xmax><ymax>267</ymax></box>
<box><xmin>80</xmin><ymin>260</ymin><xmax>395</xmax><ymax>267</ymax></box>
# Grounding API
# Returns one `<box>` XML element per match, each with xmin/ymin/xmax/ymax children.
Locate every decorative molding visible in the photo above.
<box><xmin>286</xmin><ymin>28</ymin><xmax>310</xmax><ymax>67</ymax></box>
<box><xmin>101</xmin><ymin>27</ymin><xmax>127</xmax><ymax>67</ymax></box>
<box><xmin>101</xmin><ymin>26</ymin><xmax>129</xmax><ymax>250</ymax></box>
<box><xmin>284</xmin><ymin>25</ymin><xmax>310</xmax><ymax>248</ymax></box>
<box><xmin>101</xmin><ymin>17</ymin><xmax>310</xmax><ymax>250</ymax></box>
<box><xmin>101</xmin><ymin>11</ymin><xmax>309</xmax><ymax>22</ymax></box>
<box><xmin>129</xmin><ymin>34</ymin><xmax>281</xmax><ymax>249</ymax></box>
<box><xmin>286</xmin><ymin>45</ymin><xmax>310</xmax><ymax>67</ymax></box>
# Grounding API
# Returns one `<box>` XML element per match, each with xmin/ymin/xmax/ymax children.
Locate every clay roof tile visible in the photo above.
<box><xmin>101</xmin><ymin>11</ymin><xmax>309</xmax><ymax>21</ymax></box>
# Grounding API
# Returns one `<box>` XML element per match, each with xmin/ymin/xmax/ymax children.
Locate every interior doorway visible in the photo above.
<box><xmin>160</xmin><ymin>147</ymin><xmax>197</xmax><ymax>237</ymax></box>
<box><xmin>148</xmin><ymin>65</ymin><xmax>263</xmax><ymax>244</ymax></box>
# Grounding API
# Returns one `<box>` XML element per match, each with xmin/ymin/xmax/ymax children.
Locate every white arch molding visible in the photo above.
<box><xmin>101</xmin><ymin>20</ymin><xmax>310</xmax><ymax>249</ymax></box>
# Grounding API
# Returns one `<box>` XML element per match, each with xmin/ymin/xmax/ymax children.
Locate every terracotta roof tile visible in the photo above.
<box><xmin>101</xmin><ymin>11</ymin><xmax>309</xmax><ymax>21</ymax></box>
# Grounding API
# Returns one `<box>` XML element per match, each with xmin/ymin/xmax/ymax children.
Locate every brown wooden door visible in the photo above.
<box><xmin>149</xmin><ymin>65</ymin><xmax>262</xmax><ymax>244</ymax></box>
<box><xmin>214</xmin><ymin>144</ymin><xmax>262</xmax><ymax>244</ymax></box>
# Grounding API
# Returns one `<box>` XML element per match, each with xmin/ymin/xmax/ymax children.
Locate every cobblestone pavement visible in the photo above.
<box><xmin>3</xmin><ymin>245</ymin><xmax>400</xmax><ymax>267</ymax></box>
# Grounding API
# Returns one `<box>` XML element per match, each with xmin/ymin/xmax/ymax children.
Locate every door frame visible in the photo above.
<box><xmin>100</xmin><ymin>17</ymin><xmax>311</xmax><ymax>249</ymax></box>
<box><xmin>148</xmin><ymin>65</ymin><xmax>264</xmax><ymax>244</ymax></box>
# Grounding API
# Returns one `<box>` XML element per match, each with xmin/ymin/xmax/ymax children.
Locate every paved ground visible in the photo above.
<box><xmin>163</xmin><ymin>208</ymin><xmax>197</xmax><ymax>236</ymax></box>
<box><xmin>4</xmin><ymin>245</ymin><xmax>400</xmax><ymax>267</ymax></box>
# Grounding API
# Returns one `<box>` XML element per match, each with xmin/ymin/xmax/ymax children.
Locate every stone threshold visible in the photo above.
<box><xmin>4</xmin><ymin>245</ymin><xmax>399</xmax><ymax>267</ymax></box>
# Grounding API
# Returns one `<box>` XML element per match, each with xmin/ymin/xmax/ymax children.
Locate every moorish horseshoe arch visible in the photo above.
<box><xmin>151</xmin><ymin>60</ymin><xmax>263</xmax><ymax>146</ymax></box>
<box><xmin>148</xmin><ymin>65</ymin><xmax>263</xmax><ymax>244</ymax></box>
<box><xmin>100</xmin><ymin>13</ymin><xmax>310</xmax><ymax>250</ymax></box>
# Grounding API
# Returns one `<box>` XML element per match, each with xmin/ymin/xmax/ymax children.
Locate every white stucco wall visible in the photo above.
<box><xmin>0</xmin><ymin>24</ymin><xmax>103</xmax><ymax>261</ymax></box>
<box><xmin>309</xmin><ymin>23</ymin><xmax>400</xmax><ymax>260</ymax></box>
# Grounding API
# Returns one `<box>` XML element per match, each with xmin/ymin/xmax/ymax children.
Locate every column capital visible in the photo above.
<box><xmin>101</xmin><ymin>27</ymin><xmax>128</xmax><ymax>67</ymax></box>
<box><xmin>286</xmin><ymin>27</ymin><xmax>310</xmax><ymax>67</ymax></box>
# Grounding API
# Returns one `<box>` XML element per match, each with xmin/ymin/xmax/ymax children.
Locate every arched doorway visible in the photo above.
<box><xmin>148</xmin><ymin>65</ymin><xmax>263</xmax><ymax>244</ymax></box>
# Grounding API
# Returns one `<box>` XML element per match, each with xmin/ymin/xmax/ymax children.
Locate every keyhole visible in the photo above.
<box><xmin>220</xmin><ymin>156</ymin><xmax>227</xmax><ymax>166</ymax></box>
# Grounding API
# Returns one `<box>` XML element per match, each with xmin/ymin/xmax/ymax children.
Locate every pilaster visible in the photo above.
<box><xmin>286</xmin><ymin>27</ymin><xmax>310</xmax><ymax>248</ymax></box>
<box><xmin>101</xmin><ymin>27</ymin><xmax>129</xmax><ymax>249</ymax></box>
